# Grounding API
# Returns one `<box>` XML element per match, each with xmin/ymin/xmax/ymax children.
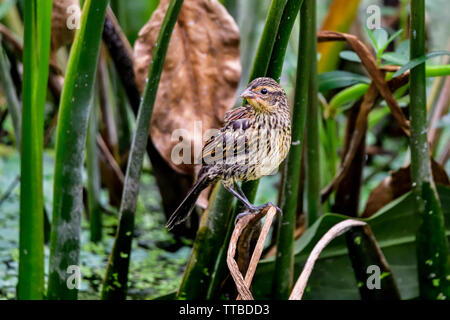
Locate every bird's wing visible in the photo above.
<box><xmin>223</xmin><ymin>105</ymin><xmax>252</xmax><ymax>123</ymax></box>
<box><xmin>202</xmin><ymin>106</ymin><xmax>255</xmax><ymax>165</ymax></box>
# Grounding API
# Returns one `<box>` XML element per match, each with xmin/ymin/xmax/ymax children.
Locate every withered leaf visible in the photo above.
<box><xmin>134</xmin><ymin>0</ymin><xmax>241</xmax><ymax>175</ymax></box>
<box><xmin>362</xmin><ymin>159</ymin><xmax>450</xmax><ymax>218</ymax></box>
<box><xmin>318</xmin><ymin>31</ymin><xmax>410</xmax><ymax>136</ymax></box>
<box><xmin>51</xmin><ymin>0</ymin><xmax>80</xmax><ymax>54</ymax></box>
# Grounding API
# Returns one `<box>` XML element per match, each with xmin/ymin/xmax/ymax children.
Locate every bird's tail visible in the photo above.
<box><xmin>166</xmin><ymin>174</ymin><xmax>211</xmax><ymax>230</ymax></box>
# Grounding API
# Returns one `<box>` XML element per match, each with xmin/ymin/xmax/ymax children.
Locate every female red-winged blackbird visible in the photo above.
<box><xmin>167</xmin><ymin>77</ymin><xmax>291</xmax><ymax>230</ymax></box>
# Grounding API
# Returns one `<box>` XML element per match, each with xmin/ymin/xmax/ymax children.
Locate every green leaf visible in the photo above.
<box><xmin>339</xmin><ymin>50</ymin><xmax>362</xmax><ymax>63</ymax></box>
<box><xmin>382</xmin><ymin>52</ymin><xmax>408</xmax><ymax>65</ymax></box>
<box><xmin>318</xmin><ymin>71</ymin><xmax>370</xmax><ymax>92</ymax></box>
<box><xmin>382</xmin><ymin>40</ymin><xmax>410</xmax><ymax>65</ymax></box>
<box><xmin>373</xmin><ymin>28</ymin><xmax>388</xmax><ymax>51</ymax></box>
<box><xmin>379</xmin><ymin>29</ymin><xmax>403</xmax><ymax>55</ymax></box>
<box><xmin>328</xmin><ymin>83</ymin><xmax>370</xmax><ymax>110</ymax></box>
<box><xmin>365</xmin><ymin>26</ymin><xmax>379</xmax><ymax>51</ymax></box>
<box><xmin>393</xmin><ymin>50</ymin><xmax>450</xmax><ymax>77</ymax></box>
<box><xmin>251</xmin><ymin>186</ymin><xmax>450</xmax><ymax>299</ymax></box>
<box><xmin>425</xmin><ymin>64</ymin><xmax>450</xmax><ymax>77</ymax></box>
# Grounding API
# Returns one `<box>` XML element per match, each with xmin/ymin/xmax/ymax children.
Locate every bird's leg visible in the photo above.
<box><xmin>254</xmin><ymin>202</ymin><xmax>282</xmax><ymax>214</ymax></box>
<box><xmin>223</xmin><ymin>183</ymin><xmax>282</xmax><ymax>224</ymax></box>
<box><xmin>232</xmin><ymin>182</ymin><xmax>259</xmax><ymax>223</ymax></box>
<box><xmin>233</xmin><ymin>182</ymin><xmax>282</xmax><ymax>214</ymax></box>
<box><xmin>223</xmin><ymin>183</ymin><xmax>257</xmax><ymax>212</ymax></box>
<box><xmin>234</xmin><ymin>182</ymin><xmax>247</xmax><ymax>199</ymax></box>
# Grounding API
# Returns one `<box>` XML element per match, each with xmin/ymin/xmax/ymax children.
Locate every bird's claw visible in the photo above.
<box><xmin>254</xmin><ymin>202</ymin><xmax>282</xmax><ymax>214</ymax></box>
<box><xmin>234</xmin><ymin>202</ymin><xmax>282</xmax><ymax>225</ymax></box>
<box><xmin>234</xmin><ymin>211</ymin><xmax>251</xmax><ymax>225</ymax></box>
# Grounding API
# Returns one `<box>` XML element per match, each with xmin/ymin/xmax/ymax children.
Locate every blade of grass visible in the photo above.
<box><xmin>393</xmin><ymin>51</ymin><xmax>450</xmax><ymax>78</ymax></box>
<box><xmin>101</xmin><ymin>0</ymin><xmax>184</xmax><ymax>300</ymax></box>
<box><xmin>272</xmin><ymin>3</ymin><xmax>308</xmax><ymax>299</ymax></box>
<box><xmin>17</xmin><ymin>0</ymin><xmax>52</xmax><ymax>300</ymax></box>
<box><xmin>409</xmin><ymin>0</ymin><xmax>450</xmax><ymax>299</ymax></box>
<box><xmin>47</xmin><ymin>0</ymin><xmax>109</xmax><ymax>300</ymax></box>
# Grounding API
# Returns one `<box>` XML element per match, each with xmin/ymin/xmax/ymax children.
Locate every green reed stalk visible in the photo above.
<box><xmin>409</xmin><ymin>0</ymin><xmax>450</xmax><ymax>299</ymax></box>
<box><xmin>87</xmin><ymin>100</ymin><xmax>102</xmax><ymax>243</ymax></box>
<box><xmin>304</xmin><ymin>0</ymin><xmax>321</xmax><ymax>225</ymax></box>
<box><xmin>101</xmin><ymin>0</ymin><xmax>184</xmax><ymax>300</ymax></box>
<box><xmin>17</xmin><ymin>0</ymin><xmax>52</xmax><ymax>300</ymax></box>
<box><xmin>47</xmin><ymin>0</ymin><xmax>109</xmax><ymax>300</ymax></box>
<box><xmin>273</xmin><ymin>2</ymin><xmax>308</xmax><ymax>299</ymax></box>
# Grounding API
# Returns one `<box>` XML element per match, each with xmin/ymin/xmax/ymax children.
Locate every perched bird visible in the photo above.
<box><xmin>166</xmin><ymin>77</ymin><xmax>291</xmax><ymax>230</ymax></box>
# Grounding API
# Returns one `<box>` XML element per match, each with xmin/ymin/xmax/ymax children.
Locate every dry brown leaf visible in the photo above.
<box><xmin>51</xmin><ymin>0</ymin><xmax>80</xmax><ymax>53</ymax></box>
<box><xmin>362</xmin><ymin>159</ymin><xmax>450</xmax><ymax>218</ymax></box>
<box><xmin>134</xmin><ymin>0</ymin><xmax>241</xmax><ymax>175</ymax></box>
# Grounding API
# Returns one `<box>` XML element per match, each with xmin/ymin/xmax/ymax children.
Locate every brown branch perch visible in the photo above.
<box><xmin>289</xmin><ymin>219</ymin><xmax>367</xmax><ymax>300</ymax></box>
<box><xmin>227</xmin><ymin>206</ymin><xmax>278</xmax><ymax>300</ymax></box>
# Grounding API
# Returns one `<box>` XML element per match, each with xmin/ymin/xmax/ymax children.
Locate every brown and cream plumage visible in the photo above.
<box><xmin>166</xmin><ymin>77</ymin><xmax>291</xmax><ymax>230</ymax></box>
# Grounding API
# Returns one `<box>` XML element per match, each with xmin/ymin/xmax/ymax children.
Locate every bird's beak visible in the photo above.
<box><xmin>240</xmin><ymin>88</ymin><xmax>257</xmax><ymax>100</ymax></box>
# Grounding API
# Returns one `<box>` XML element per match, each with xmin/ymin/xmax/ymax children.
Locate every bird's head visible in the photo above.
<box><xmin>240</xmin><ymin>77</ymin><xmax>288</xmax><ymax>113</ymax></box>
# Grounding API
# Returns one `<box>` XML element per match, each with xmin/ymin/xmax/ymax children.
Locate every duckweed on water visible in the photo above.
<box><xmin>0</xmin><ymin>149</ymin><xmax>190</xmax><ymax>300</ymax></box>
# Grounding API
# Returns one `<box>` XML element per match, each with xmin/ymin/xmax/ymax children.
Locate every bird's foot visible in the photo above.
<box><xmin>234</xmin><ymin>202</ymin><xmax>281</xmax><ymax>225</ymax></box>
<box><xmin>253</xmin><ymin>202</ymin><xmax>282</xmax><ymax>214</ymax></box>
<box><xmin>234</xmin><ymin>211</ymin><xmax>252</xmax><ymax>225</ymax></box>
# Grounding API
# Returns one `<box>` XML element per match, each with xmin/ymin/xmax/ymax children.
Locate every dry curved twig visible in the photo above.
<box><xmin>227</xmin><ymin>213</ymin><xmax>370</xmax><ymax>300</ymax></box>
<box><xmin>289</xmin><ymin>219</ymin><xmax>367</xmax><ymax>300</ymax></box>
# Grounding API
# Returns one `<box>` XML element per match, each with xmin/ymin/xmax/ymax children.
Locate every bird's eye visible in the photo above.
<box><xmin>261</xmin><ymin>88</ymin><xmax>268</xmax><ymax>94</ymax></box>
